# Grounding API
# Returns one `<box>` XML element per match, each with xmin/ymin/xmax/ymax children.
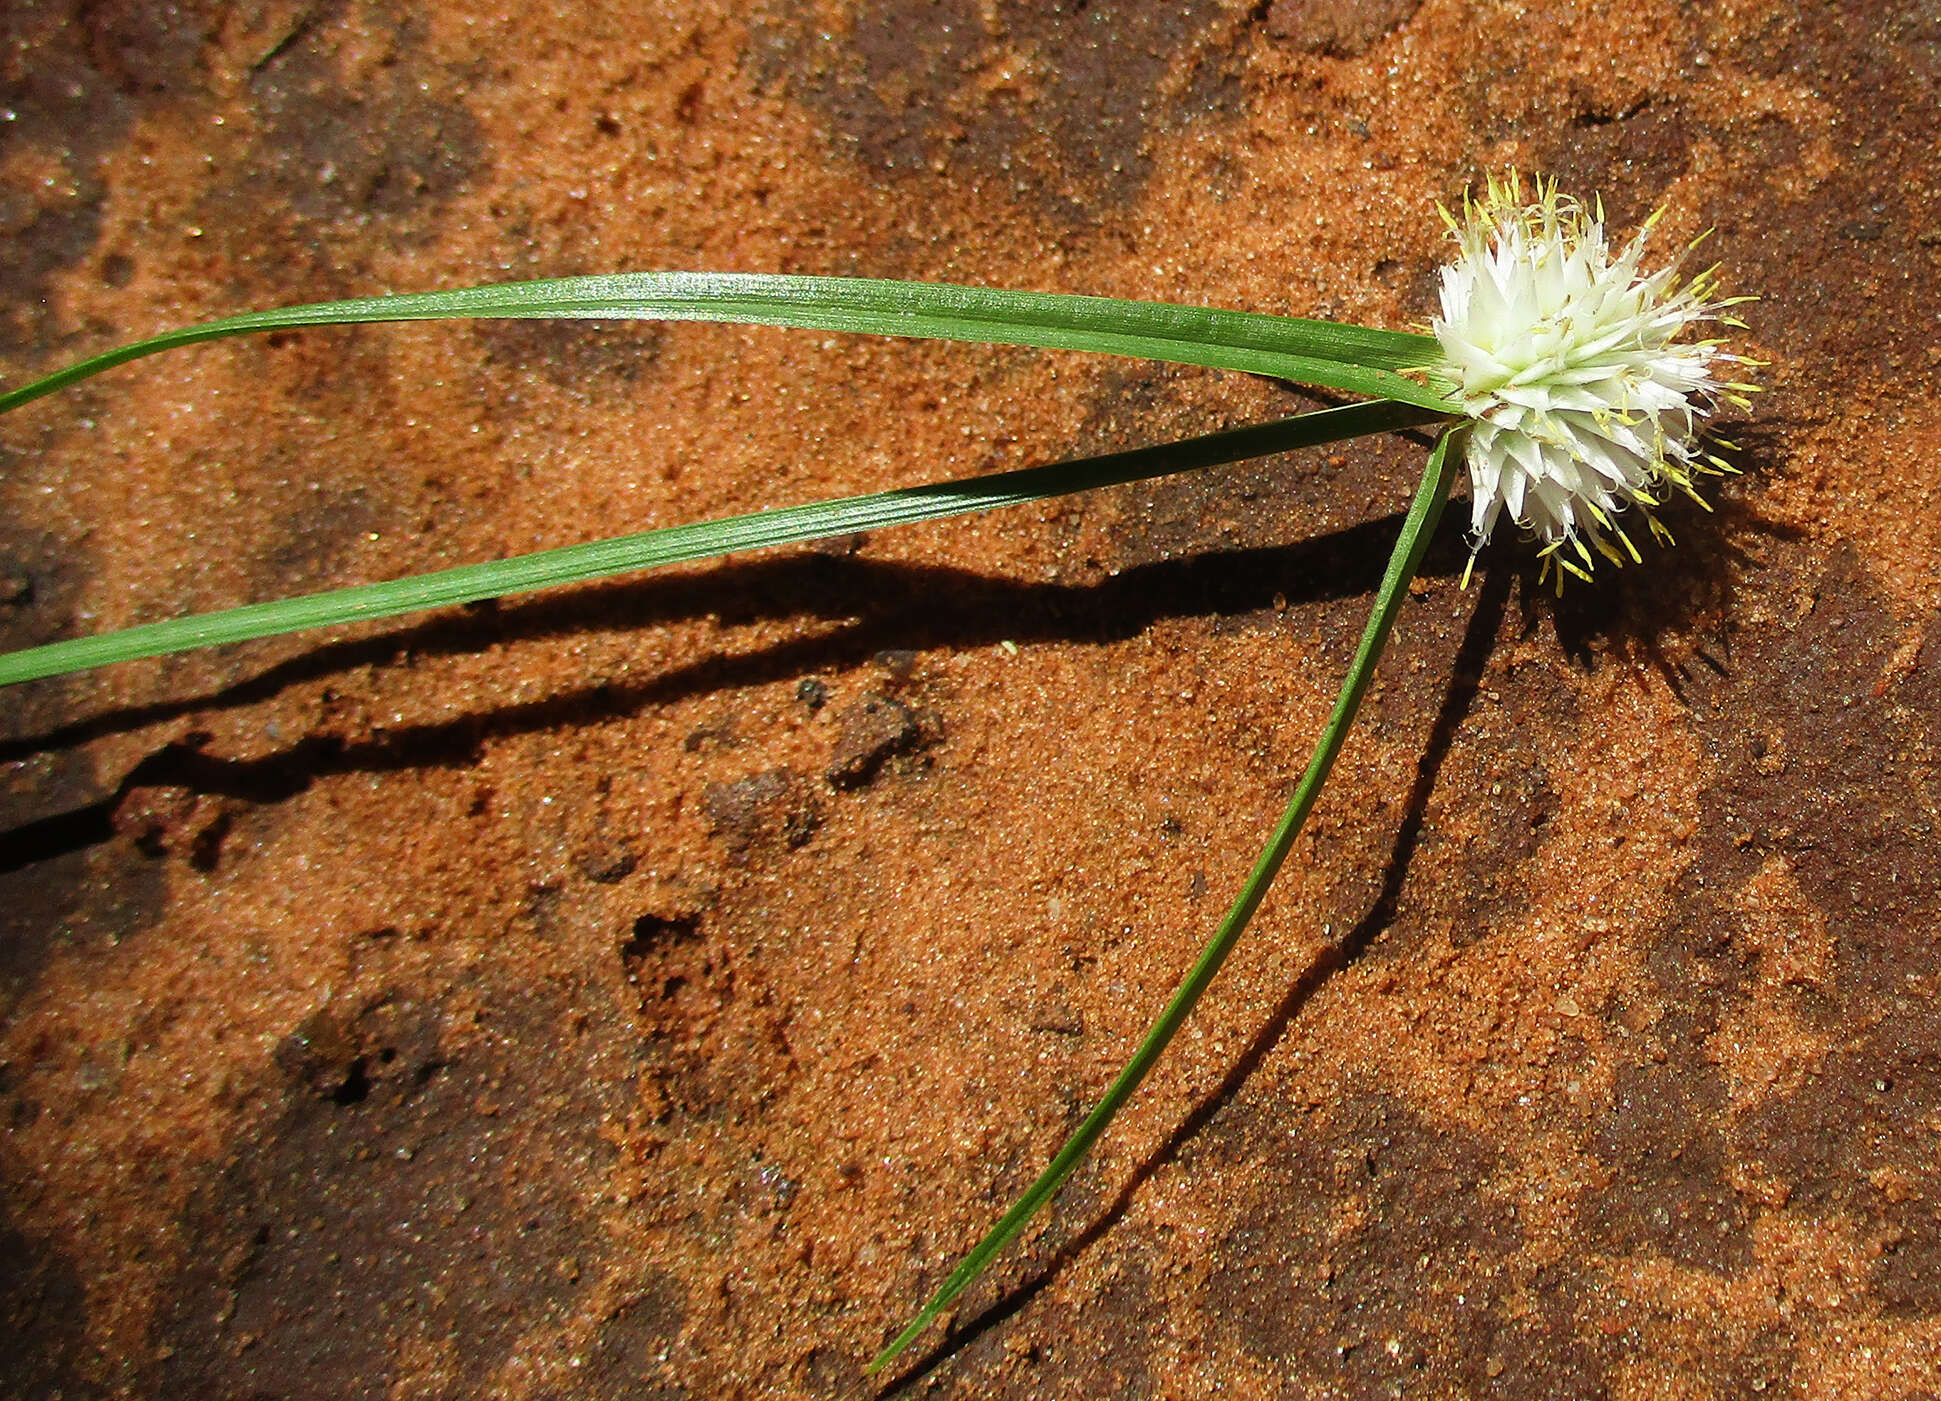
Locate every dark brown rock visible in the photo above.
<box><xmin>824</xmin><ymin>693</ymin><xmax>940</xmax><ymax>789</ymax></box>
<box><xmin>703</xmin><ymin>767</ymin><xmax>822</xmax><ymax>851</ymax></box>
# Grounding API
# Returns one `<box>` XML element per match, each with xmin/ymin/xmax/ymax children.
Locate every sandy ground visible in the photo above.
<box><xmin>2</xmin><ymin>1</ymin><xmax>1939</xmax><ymax>1397</ymax></box>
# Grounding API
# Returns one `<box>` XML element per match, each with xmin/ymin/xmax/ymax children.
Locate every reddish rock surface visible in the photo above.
<box><xmin>2</xmin><ymin>2</ymin><xmax>1938</xmax><ymax>1397</ymax></box>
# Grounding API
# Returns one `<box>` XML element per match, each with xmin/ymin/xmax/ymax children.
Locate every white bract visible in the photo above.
<box><xmin>1432</xmin><ymin>173</ymin><xmax>1754</xmax><ymax>583</ymax></box>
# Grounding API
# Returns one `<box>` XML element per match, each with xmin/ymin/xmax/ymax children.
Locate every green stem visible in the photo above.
<box><xmin>869</xmin><ymin>425</ymin><xmax>1464</xmax><ymax>1375</ymax></box>
<box><xmin>0</xmin><ymin>400</ymin><xmax>1451</xmax><ymax>688</ymax></box>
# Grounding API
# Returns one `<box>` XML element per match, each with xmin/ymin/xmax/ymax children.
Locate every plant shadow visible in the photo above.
<box><xmin>0</xmin><ymin>508</ymin><xmax>1475</xmax><ymax>870</ymax></box>
<box><xmin>1538</xmin><ymin>413</ymin><xmax>1800</xmax><ymax>699</ymax></box>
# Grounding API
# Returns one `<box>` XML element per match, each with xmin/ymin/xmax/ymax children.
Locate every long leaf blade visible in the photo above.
<box><xmin>0</xmin><ymin>274</ymin><xmax>1456</xmax><ymax>415</ymax></box>
<box><xmin>0</xmin><ymin>400</ymin><xmax>1451</xmax><ymax>687</ymax></box>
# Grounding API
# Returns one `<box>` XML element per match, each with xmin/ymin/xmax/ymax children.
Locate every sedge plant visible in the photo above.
<box><xmin>0</xmin><ymin>172</ymin><xmax>1749</xmax><ymax>1373</ymax></box>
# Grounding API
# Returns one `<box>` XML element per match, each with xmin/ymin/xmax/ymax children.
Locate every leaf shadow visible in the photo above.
<box><xmin>0</xmin><ymin>511</ymin><xmax>1476</xmax><ymax>872</ymax></box>
<box><xmin>3</xmin><ymin>508</ymin><xmax>1451</xmax><ymax>751</ymax></box>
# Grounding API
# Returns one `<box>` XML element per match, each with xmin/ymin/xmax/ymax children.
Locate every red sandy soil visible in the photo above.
<box><xmin>2</xmin><ymin>1</ymin><xmax>1938</xmax><ymax>1397</ymax></box>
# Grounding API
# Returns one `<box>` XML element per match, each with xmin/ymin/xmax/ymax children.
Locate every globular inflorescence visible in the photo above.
<box><xmin>1431</xmin><ymin>172</ymin><xmax>1757</xmax><ymax>585</ymax></box>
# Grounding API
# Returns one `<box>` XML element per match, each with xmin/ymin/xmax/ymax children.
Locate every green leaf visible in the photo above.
<box><xmin>0</xmin><ymin>273</ymin><xmax>1456</xmax><ymax>416</ymax></box>
<box><xmin>0</xmin><ymin>399</ymin><xmax>1451</xmax><ymax>687</ymax></box>
<box><xmin>868</xmin><ymin>425</ymin><xmax>1465</xmax><ymax>1375</ymax></box>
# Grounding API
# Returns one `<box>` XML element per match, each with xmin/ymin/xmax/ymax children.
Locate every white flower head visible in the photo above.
<box><xmin>1432</xmin><ymin>172</ymin><xmax>1755</xmax><ymax>585</ymax></box>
